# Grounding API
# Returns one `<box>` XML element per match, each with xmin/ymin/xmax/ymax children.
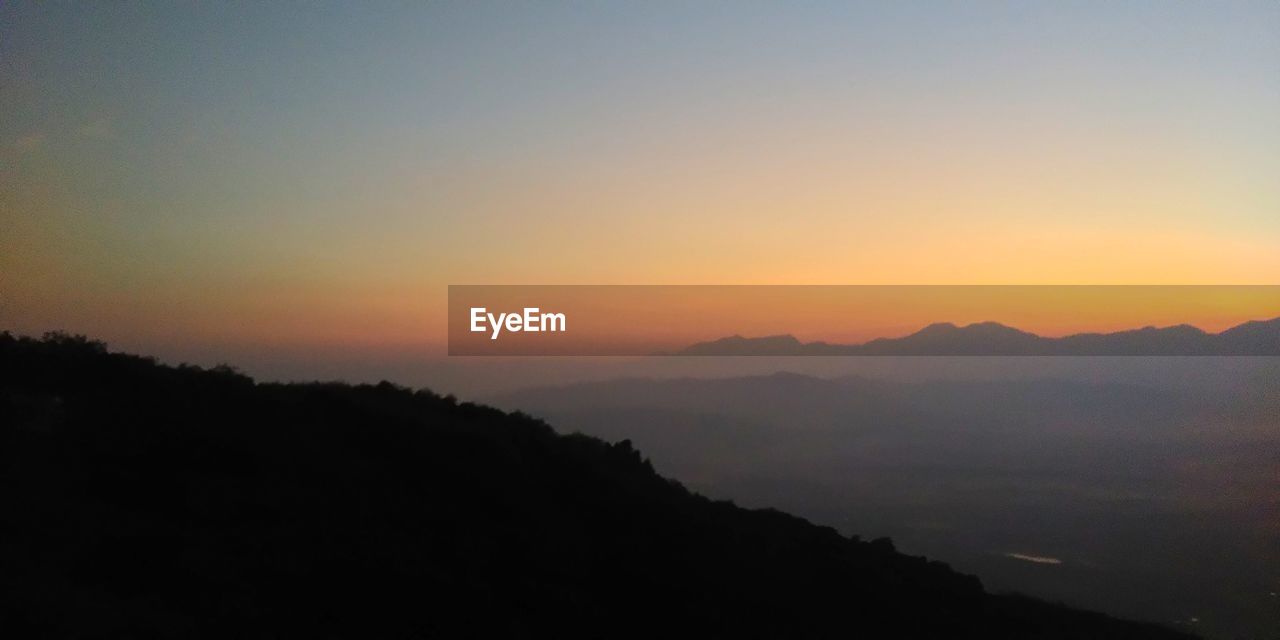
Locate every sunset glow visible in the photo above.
<box><xmin>3</xmin><ymin>3</ymin><xmax>1277</xmax><ymax>359</ymax></box>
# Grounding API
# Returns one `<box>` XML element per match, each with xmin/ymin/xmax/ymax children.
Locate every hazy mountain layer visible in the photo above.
<box><xmin>676</xmin><ymin>317</ymin><xmax>1280</xmax><ymax>355</ymax></box>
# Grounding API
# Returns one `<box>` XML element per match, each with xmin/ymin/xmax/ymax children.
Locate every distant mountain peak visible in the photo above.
<box><xmin>916</xmin><ymin>322</ymin><xmax>960</xmax><ymax>333</ymax></box>
<box><xmin>966</xmin><ymin>321</ymin><xmax>1020</xmax><ymax>330</ymax></box>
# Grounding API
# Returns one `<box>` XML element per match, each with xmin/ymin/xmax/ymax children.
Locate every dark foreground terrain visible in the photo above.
<box><xmin>0</xmin><ymin>333</ymin><xmax>1196</xmax><ymax>639</ymax></box>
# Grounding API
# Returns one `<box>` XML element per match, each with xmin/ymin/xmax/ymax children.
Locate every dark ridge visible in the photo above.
<box><xmin>0</xmin><ymin>332</ymin><xmax>1196</xmax><ymax>639</ymax></box>
<box><xmin>673</xmin><ymin>317</ymin><xmax>1280</xmax><ymax>355</ymax></box>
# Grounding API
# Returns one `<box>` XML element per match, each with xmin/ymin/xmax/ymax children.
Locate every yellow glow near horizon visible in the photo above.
<box><xmin>2</xmin><ymin>4</ymin><xmax>1277</xmax><ymax>355</ymax></box>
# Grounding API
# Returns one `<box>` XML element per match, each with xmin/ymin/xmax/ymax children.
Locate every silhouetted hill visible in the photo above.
<box><xmin>674</xmin><ymin>317</ymin><xmax>1280</xmax><ymax>355</ymax></box>
<box><xmin>0</xmin><ymin>332</ymin><xmax>1197</xmax><ymax>639</ymax></box>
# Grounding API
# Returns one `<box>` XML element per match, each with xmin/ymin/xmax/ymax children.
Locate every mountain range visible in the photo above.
<box><xmin>674</xmin><ymin>317</ymin><xmax>1280</xmax><ymax>355</ymax></box>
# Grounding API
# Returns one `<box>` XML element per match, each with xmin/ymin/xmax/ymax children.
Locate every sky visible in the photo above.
<box><xmin>3</xmin><ymin>2</ymin><xmax>1279</xmax><ymax>359</ymax></box>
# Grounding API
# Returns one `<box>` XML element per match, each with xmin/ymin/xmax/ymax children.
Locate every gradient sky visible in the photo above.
<box><xmin>3</xmin><ymin>2</ymin><xmax>1278</xmax><ymax>356</ymax></box>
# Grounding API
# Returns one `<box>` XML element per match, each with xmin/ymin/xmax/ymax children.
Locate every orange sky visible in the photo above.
<box><xmin>2</xmin><ymin>4</ymin><xmax>1278</xmax><ymax>357</ymax></box>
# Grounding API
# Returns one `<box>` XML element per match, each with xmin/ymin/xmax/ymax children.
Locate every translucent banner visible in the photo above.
<box><xmin>447</xmin><ymin>285</ymin><xmax>1280</xmax><ymax>356</ymax></box>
